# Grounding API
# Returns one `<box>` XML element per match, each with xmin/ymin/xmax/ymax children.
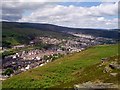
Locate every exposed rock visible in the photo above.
<box><xmin>109</xmin><ymin>61</ymin><xmax>120</xmax><ymax>70</ymax></box>
<box><xmin>103</xmin><ymin>66</ymin><xmax>112</xmax><ymax>73</ymax></box>
<box><xmin>110</xmin><ymin>73</ymin><xmax>118</xmax><ymax>77</ymax></box>
<box><xmin>98</xmin><ymin>63</ymin><xmax>103</xmax><ymax>67</ymax></box>
<box><xmin>101</xmin><ymin>58</ymin><xmax>108</xmax><ymax>62</ymax></box>
<box><xmin>74</xmin><ymin>81</ymin><xmax>119</xmax><ymax>89</ymax></box>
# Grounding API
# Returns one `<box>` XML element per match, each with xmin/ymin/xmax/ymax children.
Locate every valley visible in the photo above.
<box><xmin>2</xmin><ymin>44</ymin><xmax>119</xmax><ymax>89</ymax></box>
<box><xmin>1</xmin><ymin>21</ymin><xmax>119</xmax><ymax>89</ymax></box>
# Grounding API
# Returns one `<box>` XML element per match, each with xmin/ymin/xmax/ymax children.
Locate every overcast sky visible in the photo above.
<box><xmin>1</xmin><ymin>0</ymin><xmax>119</xmax><ymax>29</ymax></box>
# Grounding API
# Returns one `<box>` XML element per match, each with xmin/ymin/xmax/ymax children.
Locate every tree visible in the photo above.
<box><xmin>3</xmin><ymin>68</ymin><xmax>14</xmax><ymax>76</ymax></box>
<box><xmin>43</xmin><ymin>55</ymin><xmax>48</xmax><ymax>60</ymax></box>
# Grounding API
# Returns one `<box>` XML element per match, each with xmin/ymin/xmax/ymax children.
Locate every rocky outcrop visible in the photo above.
<box><xmin>74</xmin><ymin>81</ymin><xmax>119</xmax><ymax>90</ymax></box>
<box><xmin>109</xmin><ymin>62</ymin><xmax>120</xmax><ymax>70</ymax></box>
<box><xmin>110</xmin><ymin>73</ymin><xmax>118</xmax><ymax>77</ymax></box>
<box><xmin>103</xmin><ymin>61</ymin><xmax>120</xmax><ymax>73</ymax></box>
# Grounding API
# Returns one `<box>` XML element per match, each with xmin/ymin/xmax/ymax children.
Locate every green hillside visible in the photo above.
<box><xmin>2</xmin><ymin>44</ymin><xmax>119</xmax><ymax>88</ymax></box>
<box><xmin>2</xmin><ymin>21</ymin><xmax>119</xmax><ymax>48</ymax></box>
<box><xmin>2</xmin><ymin>22</ymin><xmax>74</xmax><ymax>48</ymax></box>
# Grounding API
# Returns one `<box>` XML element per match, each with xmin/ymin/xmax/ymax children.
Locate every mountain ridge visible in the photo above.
<box><xmin>2</xmin><ymin>21</ymin><xmax>118</xmax><ymax>30</ymax></box>
<box><xmin>2</xmin><ymin>21</ymin><xmax>119</xmax><ymax>39</ymax></box>
<box><xmin>2</xmin><ymin>21</ymin><xmax>119</xmax><ymax>48</ymax></box>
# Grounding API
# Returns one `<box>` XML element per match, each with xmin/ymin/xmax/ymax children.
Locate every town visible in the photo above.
<box><xmin>1</xmin><ymin>33</ymin><xmax>116</xmax><ymax>80</ymax></box>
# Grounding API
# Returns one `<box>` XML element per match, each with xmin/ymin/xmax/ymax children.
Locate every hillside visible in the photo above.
<box><xmin>2</xmin><ymin>21</ymin><xmax>119</xmax><ymax>48</ymax></box>
<box><xmin>2</xmin><ymin>44</ymin><xmax>119</xmax><ymax>89</ymax></box>
<box><xmin>2</xmin><ymin>22</ymin><xmax>74</xmax><ymax>48</ymax></box>
<box><xmin>3</xmin><ymin>21</ymin><xmax>119</xmax><ymax>39</ymax></box>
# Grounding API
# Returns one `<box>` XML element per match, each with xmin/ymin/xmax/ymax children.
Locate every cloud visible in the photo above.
<box><xmin>90</xmin><ymin>2</ymin><xmax>118</xmax><ymax>16</ymax></box>
<box><xmin>2</xmin><ymin>0</ymin><xmax>50</xmax><ymax>21</ymax></box>
<box><xmin>2</xmin><ymin>1</ymin><xmax>118</xmax><ymax>29</ymax></box>
<box><xmin>18</xmin><ymin>2</ymin><xmax>118</xmax><ymax>29</ymax></box>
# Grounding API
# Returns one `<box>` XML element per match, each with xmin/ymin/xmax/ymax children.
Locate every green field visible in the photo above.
<box><xmin>2</xmin><ymin>44</ymin><xmax>119</xmax><ymax>88</ymax></box>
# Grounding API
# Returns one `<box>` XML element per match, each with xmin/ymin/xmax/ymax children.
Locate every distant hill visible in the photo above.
<box><xmin>2</xmin><ymin>44</ymin><xmax>119</xmax><ymax>88</ymax></box>
<box><xmin>2</xmin><ymin>21</ymin><xmax>119</xmax><ymax>47</ymax></box>
<box><xmin>25</xmin><ymin>24</ymin><xmax>119</xmax><ymax>39</ymax></box>
<box><xmin>2</xmin><ymin>22</ymin><xmax>74</xmax><ymax>48</ymax></box>
<box><xmin>3</xmin><ymin>21</ymin><xmax>119</xmax><ymax>39</ymax></box>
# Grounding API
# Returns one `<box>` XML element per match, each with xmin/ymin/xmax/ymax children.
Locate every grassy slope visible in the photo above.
<box><xmin>2</xmin><ymin>25</ymin><xmax>74</xmax><ymax>47</ymax></box>
<box><xmin>56</xmin><ymin>55</ymin><xmax>120</xmax><ymax>88</ymax></box>
<box><xmin>2</xmin><ymin>44</ymin><xmax>118</xmax><ymax>88</ymax></box>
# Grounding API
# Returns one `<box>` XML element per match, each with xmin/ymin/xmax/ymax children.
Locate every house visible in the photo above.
<box><xmin>13</xmin><ymin>45</ymin><xmax>25</xmax><ymax>49</ymax></box>
<box><xmin>0</xmin><ymin>47</ymin><xmax>2</xmax><ymax>50</ymax></box>
<box><xmin>29</xmin><ymin>41</ymin><xmax>34</xmax><ymax>44</ymax></box>
<box><xmin>21</xmin><ymin>68</ymin><xmax>26</xmax><ymax>71</ymax></box>
<box><xmin>25</xmin><ymin>65</ymin><xmax>30</xmax><ymax>70</ymax></box>
<box><xmin>12</xmin><ymin>55</ymin><xmax>16</xmax><ymax>59</ymax></box>
<box><xmin>40</xmin><ymin>63</ymin><xmax>45</xmax><ymax>67</ymax></box>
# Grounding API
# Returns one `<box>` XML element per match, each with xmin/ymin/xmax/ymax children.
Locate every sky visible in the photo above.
<box><xmin>1</xmin><ymin>0</ymin><xmax>119</xmax><ymax>29</ymax></box>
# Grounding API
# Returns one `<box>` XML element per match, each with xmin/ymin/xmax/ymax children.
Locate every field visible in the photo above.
<box><xmin>2</xmin><ymin>44</ymin><xmax>119</xmax><ymax>88</ymax></box>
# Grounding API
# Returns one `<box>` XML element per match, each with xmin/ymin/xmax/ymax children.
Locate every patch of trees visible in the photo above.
<box><xmin>2</xmin><ymin>68</ymin><xmax>14</xmax><ymax>76</ymax></box>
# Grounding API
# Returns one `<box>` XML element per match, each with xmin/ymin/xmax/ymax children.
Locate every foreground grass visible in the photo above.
<box><xmin>2</xmin><ymin>44</ymin><xmax>118</xmax><ymax>88</ymax></box>
<box><xmin>55</xmin><ymin>55</ymin><xmax>120</xmax><ymax>88</ymax></box>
